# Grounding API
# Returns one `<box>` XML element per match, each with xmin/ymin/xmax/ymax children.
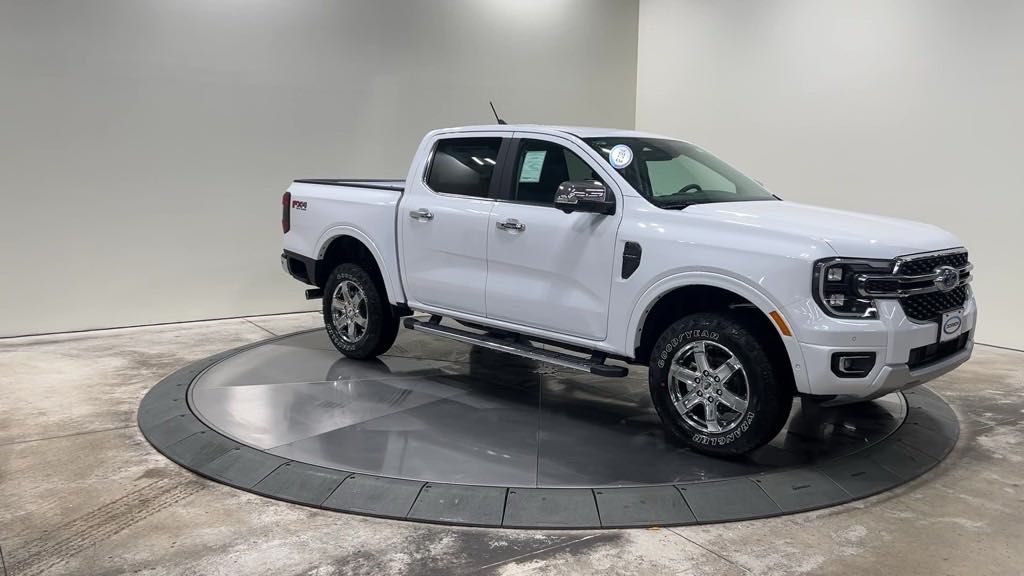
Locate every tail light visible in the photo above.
<box><xmin>282</xmin><ymin>191</ymin><xmax>291</xmax><ymax>233</ymax></box>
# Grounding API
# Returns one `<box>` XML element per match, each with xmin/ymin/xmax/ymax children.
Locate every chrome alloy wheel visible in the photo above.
<box><xmin>331</xmin><ymin>280</ymin><xmax>368</xmax><ymax>343</ymax></box>
<box><xmin>668</xmin><ymin>340</ymin><xmax>750</xmax><ymax>434</ymax></box>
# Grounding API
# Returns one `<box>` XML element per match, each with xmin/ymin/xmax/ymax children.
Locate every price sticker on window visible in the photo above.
<box><xmin>519</xmin><ymin>150</ymin><xmax>546</xmax><ymax>183</ymax></box>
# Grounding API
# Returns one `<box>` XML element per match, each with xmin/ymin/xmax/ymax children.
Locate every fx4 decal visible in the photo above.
<box><xmin>292</xmin><ymin>200</ymin><xmax>308</xmax><ymax>211</ymax></box>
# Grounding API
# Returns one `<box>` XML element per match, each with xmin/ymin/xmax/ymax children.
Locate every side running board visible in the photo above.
<box><xmin>403</xmin><ymin>317</ymin><xmax>628</xmax><ymax>378</ymax></box>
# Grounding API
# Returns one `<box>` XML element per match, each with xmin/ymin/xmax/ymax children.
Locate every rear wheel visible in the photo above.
<box><xmin>323</xmin><ymin>263</ymin><xmax>399</xmax><ymax>359</ymax></box>
<box><xmin>648</xmin><ymin>312</ymin><xmax>791</xmax><ymax>456</ymax></box>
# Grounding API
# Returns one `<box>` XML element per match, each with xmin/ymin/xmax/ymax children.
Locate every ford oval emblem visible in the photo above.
<box><xmin>933</xmin><ymin>266</ymin><xmax>960</xmax><ymax>292</ymax></box>
<box><xmin>943</xmin><ymin>316</ymin><xmax>962</xmax><ymax>334</ymax></box>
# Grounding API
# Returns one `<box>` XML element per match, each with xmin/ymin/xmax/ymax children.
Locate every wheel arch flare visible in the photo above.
<box><xmin>628</xmin><ymin>272</ymin><xmax>810</xmax><ymax>394</ymax></box>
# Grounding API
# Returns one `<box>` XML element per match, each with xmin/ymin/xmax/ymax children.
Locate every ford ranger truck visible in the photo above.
<box><xmin>280</xmin><ymin>125</ymin><xmax>976</xmax><ymax>456</ymax></box>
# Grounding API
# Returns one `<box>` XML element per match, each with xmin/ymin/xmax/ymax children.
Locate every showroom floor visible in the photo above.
<box><xmin>1</xmin><ymin>313</ymin><xmax>1021</xmax><ymax>576</ymax></box>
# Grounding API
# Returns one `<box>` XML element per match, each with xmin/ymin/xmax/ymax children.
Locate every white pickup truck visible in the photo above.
<box><xmin>281</xmin><ymin>124</ymin><xmax>976</xmax><ymax>455</ymax></box>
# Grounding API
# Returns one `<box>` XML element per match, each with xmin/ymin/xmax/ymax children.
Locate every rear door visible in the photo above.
<box><xmin>400</xmin><ymin>134</ymin><xmax>507</xmax><ymax>316</ymax></box>
<box><xmin>485</xmin><ymin>133</ymin><xmax>623</xmax><ymax>340</ymax></box>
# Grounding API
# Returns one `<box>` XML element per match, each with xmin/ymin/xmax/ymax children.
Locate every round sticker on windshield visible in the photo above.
<box><xmin>608</xmin><ymin>144</ymin><xmax>633</xmax><ymax>169</ymax></box>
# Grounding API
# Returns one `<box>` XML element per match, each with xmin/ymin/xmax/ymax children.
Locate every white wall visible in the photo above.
<box><xmin>0</xmin><ymin>0</ymin><xmax>638</xmax><ymax>337</ymax></box>
<box><xmin>637</xmin><ymin>0</ymin><xmax>1024</xmax><ymax>349</ymax></box>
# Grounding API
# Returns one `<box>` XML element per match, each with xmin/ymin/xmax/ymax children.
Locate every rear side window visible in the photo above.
<box><xmin>427</xmin><ymin>137</ymin><xmax>502</xmax><ymax>197</ymax></box>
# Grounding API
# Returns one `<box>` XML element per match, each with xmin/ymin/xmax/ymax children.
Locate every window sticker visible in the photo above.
<box><xmin>609</xmin><ymin>144</ymin><xmax>633</xmax><ymax>169</ymax></box>
<box><xmin>519</xmin><ymin>150</ymin><xmax>547</xmax><ymax>183</ymax></box>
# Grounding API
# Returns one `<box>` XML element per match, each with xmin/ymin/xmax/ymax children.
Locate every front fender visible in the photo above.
<box><xmin>625</xmin><ymin>271</ymin><xmax>809</xmax><ymax>392</ymax></box>
<box><xmin>315</xmin><ymin>225</ymin><xmax>404</xmax><ymax>305</ymax></box>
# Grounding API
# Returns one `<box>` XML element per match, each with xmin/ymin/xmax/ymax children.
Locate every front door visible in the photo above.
<box><xmin>400</xmin><ymin>135</ymin><xmax>504</xmax><ymax>316</ymax></box>
<box><xmin>485</xmin><ymin>134</ymin><xmax>622</xmax><ymax>340</ymax></box>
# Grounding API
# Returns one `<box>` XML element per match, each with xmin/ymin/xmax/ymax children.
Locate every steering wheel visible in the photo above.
<box><xmin>676</xmin><ymin>183</ymin><xmax>703</xmax><ymax>195</ymax></box>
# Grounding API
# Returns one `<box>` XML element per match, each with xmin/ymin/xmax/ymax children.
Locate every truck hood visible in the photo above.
<box><xmin>685</xmin><ymin>200</ymin><xmax>962</xmax><ymax>259</ymax></box>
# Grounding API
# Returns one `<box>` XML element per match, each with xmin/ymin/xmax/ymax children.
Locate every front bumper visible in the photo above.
<box><xmin>783</xmin><ymin>291</ymin><xmax>977</xmax><ymax>398</ymax></box>
<box><xmin>857</xmin><ymin>340</ymin><xmax>973</xmax><ymax>400</ymax></box>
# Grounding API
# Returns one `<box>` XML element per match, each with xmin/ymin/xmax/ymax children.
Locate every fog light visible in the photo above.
<box><xmin>827</xmin><ymin>293</ymin><xmax>846</xmax><ymax>307</ymax></box>
<box><xmin>831</xmin><ymin>352</ymin><xmax>876</xmax><ymax>378</ymax></box>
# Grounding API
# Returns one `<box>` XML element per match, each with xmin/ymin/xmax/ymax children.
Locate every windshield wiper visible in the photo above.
<box><xmin>656</xmin><ymin>201</ymin><xmax>697</xmax><ymax>210</ymax></box>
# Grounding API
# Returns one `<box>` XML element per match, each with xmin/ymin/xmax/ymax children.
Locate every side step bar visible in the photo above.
<box><xmin>403</xmin><ymin>317</ymin><xmax>628</xmax><ymax>377</ymax></box>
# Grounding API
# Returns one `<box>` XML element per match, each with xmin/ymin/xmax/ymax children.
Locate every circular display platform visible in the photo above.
<box><xmin>139</xmin><ymin>327</ymin><xmax>959</xmax><ymax>528</ymax></box>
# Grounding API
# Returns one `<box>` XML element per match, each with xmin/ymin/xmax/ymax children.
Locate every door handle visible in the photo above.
<box><xmin>409</xmin><ymin>208</ymin><xmax>434</xmax><ymax>221</ymax></box>
<box><xmin>496</xmin><ymin>218</ymin><xmax>526</xmax><ymax>232</ymax></box>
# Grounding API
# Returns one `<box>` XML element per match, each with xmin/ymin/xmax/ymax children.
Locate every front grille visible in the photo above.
<box><xmin>900</xmin><ymin>284</ymin><xmax>969</xmax><ymax>322</ymax></box>
<box><xmin>907</xmin><ymin>330</ymin><xmax>971</xmax><ymax>370</ymax></box>
<box><xmin>896</xmin><ymin>251</ymin><xmax>969</xmax><ymax>276</ymax></box>
<box><xmin>887</xmin><ymin>250</ymin><xmax>971</xmax><ymax>321</ymax></box>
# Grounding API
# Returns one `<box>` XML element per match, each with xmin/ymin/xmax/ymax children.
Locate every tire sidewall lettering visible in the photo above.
<box><xmin>656</xmin><ymin>330</ymin><xmax>719</xmax><ymax>369</ymax></box>
<box><xmin>690</xmin><ymin>410</ymin><xmax>756</xmax><ymax>446</ymax></box>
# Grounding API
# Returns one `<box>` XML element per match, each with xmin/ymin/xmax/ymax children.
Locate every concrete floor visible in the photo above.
<box><xmin>1</xmin><ymin>313</ymin><xmax>1021</xmax><ymax>576</ymax></box>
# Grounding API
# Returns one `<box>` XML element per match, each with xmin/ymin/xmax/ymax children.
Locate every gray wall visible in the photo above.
<box><xmin>0</xmin><ymin>0</ymin><xmax>639</xmax><ymax>337</ymax></box>
<box><xmin>637</xmin><ymin>0</ymin><xmax>1024</xmax><ymax>349</ymax></box>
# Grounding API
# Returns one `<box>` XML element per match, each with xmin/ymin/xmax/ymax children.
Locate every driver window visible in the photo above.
<box><xmin>513</xmin><ymin>139</ymin><xmax>603</xmax><ymax>204</ymax></box>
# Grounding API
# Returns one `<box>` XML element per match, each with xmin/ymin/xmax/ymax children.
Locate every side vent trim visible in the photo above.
<box><xmin>622</xmin><ymin>241</ymin><xmax>642</xmax><ymax>279</ymax></box>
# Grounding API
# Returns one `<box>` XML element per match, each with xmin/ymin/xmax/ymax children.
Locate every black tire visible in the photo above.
<box><xmin>322</xmin><ymin>263</ymin><xmax>399</xmax><ymax>359</ymax></box>
<box><xmin>648</xmin><ymin>312</ymin><xmax>792</xmax><ymax>456</ymax></box>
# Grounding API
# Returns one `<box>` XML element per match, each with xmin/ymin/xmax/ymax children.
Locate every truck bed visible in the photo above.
<box><xmin>294</xmin><ymin>178</ymin><xmax>405</xmax><ymax>192</ymax></box>
<box><xmin>284</xmin><ymin>178</ymin><xmax>406</xmax><ymax>304</ymax></box>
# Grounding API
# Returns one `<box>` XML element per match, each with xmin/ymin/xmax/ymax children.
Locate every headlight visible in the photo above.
<box><xmin>812</xmin><ymin>258</ymin><xmax>892</xmax><ymax>319</ymax></box>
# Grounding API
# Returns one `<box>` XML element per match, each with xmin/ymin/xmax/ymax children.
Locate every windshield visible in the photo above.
<box><xmin>585</xmin><ymin>137</ymin><xmax>777</xmax><ymax>209</ymax></box>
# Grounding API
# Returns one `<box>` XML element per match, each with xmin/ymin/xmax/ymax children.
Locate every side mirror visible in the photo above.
<box><xmin>554</xmin><ymin>180</ymin><xmax>615</xmax><ymax>215</ymax></box>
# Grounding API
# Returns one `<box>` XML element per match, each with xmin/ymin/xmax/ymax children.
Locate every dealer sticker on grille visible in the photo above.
<box><xmin>939</xmin><ymin>309</ymin><xmax>964</xmax><ymax>343</ymax></box>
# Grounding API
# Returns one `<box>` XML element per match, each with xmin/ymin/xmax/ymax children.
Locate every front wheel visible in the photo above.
<box><xmin>323</xmin><ymin>263</ymin><xmax>399</xmax><ymax>359</ymax></box>
<box><xmin>648</xmin><ymin>313</ymin><xmax>792</xmax><ymax>456</ymax></box>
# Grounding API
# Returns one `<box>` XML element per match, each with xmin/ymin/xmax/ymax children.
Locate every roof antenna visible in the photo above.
<box><xmin>489</xmin><ymin>101</ymin><xmax>507</xmax><ymax>125</ymax></box>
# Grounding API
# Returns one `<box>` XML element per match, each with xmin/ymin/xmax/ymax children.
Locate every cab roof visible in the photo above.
<box><xmin>432</xmin><ymin>124</ymin><xmax>677</xmax><ymax>141</ymax></box>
